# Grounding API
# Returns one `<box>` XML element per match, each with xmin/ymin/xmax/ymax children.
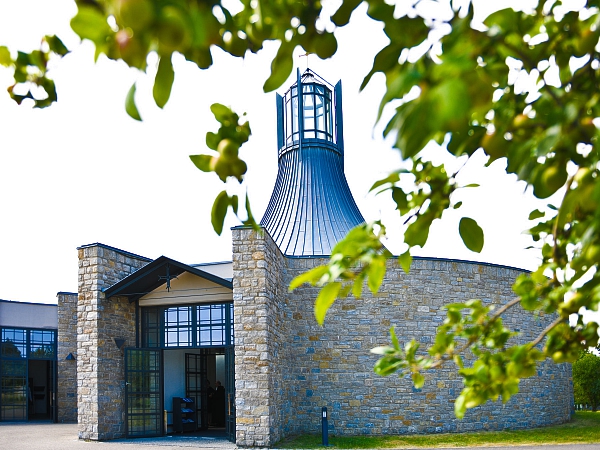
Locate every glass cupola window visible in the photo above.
<box><xmin>281</xmin><ymin>70</ymin><xmax>335</xmax><ymax>146</ymax></box>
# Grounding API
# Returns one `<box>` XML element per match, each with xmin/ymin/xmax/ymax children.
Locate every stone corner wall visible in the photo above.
<box><xmin>77</xmin><ymin>244</ymin><xmax>150</xmax><ymax>440</ymax></box>
<box><xmin>57</xmin><ymin>292</ymin><xmax>78</xmax><ymax>423</ymax></box>
<box><xmin>232</xmin><ymin>227</ymin><xmax>287</xmax><ymax>447</ymax></box>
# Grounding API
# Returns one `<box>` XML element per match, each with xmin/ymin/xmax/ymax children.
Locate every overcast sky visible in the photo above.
<box><xmin>0</xmin><ymin>0</ymin><xmax>552</xmax><ymax>306</ymax></box>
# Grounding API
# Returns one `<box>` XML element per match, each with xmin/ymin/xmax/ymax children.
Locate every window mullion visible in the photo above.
<box><xmin>192</xmin><ymin>305</ymin><xmax>198</xmax><ymax>348</ymax></box>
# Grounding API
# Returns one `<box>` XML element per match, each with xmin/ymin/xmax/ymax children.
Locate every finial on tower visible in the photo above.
<box><xmin>300</xmin><ymin>52</ymin><xmax>312</xmax><ymax>71</ymax></box>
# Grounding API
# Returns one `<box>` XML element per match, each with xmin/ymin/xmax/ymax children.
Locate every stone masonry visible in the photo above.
<box><xmin>57</xmin><ymin>291</ymin><xmax>78</xmax><ymax>423</ymax></box>
<box><xmin>232</xmin><ymin>227</ymin><xmax>573</xmax><ymax>446</ymax></box>
<box><xmin>77</xmin><ymin>243</ymin><xmax>151</xmax><ymax>440</ymax></box>
<box><xmin>232</xmin><ymin>226</ymin><xmax>286</xmax><ymax>447</ymax></box>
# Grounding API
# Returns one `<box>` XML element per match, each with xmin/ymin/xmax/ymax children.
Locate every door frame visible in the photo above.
<box><xmin>124</xmin><ymin>348</ymin><xmax>164</xmax><ymax>438</ymax></box>
<box><xmin>225</xmin><ymin>345</ymin><xmax>235</xmax><ymax>442</ymax></box>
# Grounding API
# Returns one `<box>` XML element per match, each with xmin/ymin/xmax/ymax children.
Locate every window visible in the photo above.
<box><xmin>30</xmin><ymin>330</ymin><xmax>56</xmax><ymax>359</ymax></box>
<box><xmin>142</xmin><ymin>303</ymin><xmax>233</xmax><ymax>348</ymax></box>
<box><xmin>165</xmin><ymin>307</ymin><xmax>193</xmax><ymax>347</ymax></box>
<box><xmin>1</xmin><ymin>329</ymin><xmax>26</xmax><ymax>359</ymax></box>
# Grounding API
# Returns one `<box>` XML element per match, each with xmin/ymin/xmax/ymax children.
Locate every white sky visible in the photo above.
<box><xmin>0</xmin><ymin>0</ymin><xmax>556</xmax><ymax>306</ymax></box>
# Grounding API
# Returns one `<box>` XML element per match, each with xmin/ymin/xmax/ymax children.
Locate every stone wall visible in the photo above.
<box><xmin>282</xmin><ymin>257</ymin><xmax>572</xmax><ymax>437</ymax></box>
<box><xmin>232</xmin><ymin>227</ymin><xmax>287</xmax><ymax>447</ymax></box>
<box><xmin>57</xmin><ymin>292</ymin><xmax>78</xmax><ymax>423</ymax></box>
<box><xmin>76</xmin><ymin>244</ymin><xmax>151</xmax><ymax>440</ymax></box>
<box><xmin>232</xmin><ymin>230</ymin><xmax>573</xmax><ymax>446</ymax></box>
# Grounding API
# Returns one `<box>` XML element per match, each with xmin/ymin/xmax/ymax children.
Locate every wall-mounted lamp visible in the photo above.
<box><xmin>114</xmin><ymin>338</ymin><xmax>126</xmax><ymax>350</ymax></box>
<box><xmin>65</xmin><ymin>353</ymin><xmax>76</xmax><ymax>361</ymax></box>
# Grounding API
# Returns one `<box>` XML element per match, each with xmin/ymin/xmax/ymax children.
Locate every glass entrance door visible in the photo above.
<box><xmin>225</xmin><ymin>346</ymin><xmax>235</xmax><ymax>442</ymax></box>
<box><xmin>125</xmin><ymin>348</ymin><xmax>163</xmax><ymax>437</ymax></box>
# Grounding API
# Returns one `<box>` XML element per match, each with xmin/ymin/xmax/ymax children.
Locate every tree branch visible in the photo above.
<box><xmin>489</xmin><ymin>296</ymin><xmax>522</xmax><ymax>321</ymax></box>
<box><xmin>529</xmin><ymin>316</ymin><xmax>564</xmax><ymax>349</ymax></box>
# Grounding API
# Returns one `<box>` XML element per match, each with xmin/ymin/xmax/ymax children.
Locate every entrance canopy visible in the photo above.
<box><xmin>104</xmin><ymin>256</ymin><xmax>232</xmax><ymax>303</ymax></box>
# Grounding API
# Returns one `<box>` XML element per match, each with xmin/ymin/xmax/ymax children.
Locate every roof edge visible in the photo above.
<box><xmin>104</xmin><ymin>255</ymin><xmax>233</xmax><ymax>301</ymax></box>
<box><xmin>284</xmin><ymin>254</ymin><xmax>529</xmax><ymax>273</ymax></box>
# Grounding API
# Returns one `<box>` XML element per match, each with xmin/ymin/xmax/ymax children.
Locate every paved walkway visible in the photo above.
<box><xmin>1</xmin><ymin>423</ymin><xmax>600</xmax><ymax>449</ymax></box>
<box><xmin>0</xmin><ymin>423</ymin><xmax>237</xmax><ymax>449</ymax></box>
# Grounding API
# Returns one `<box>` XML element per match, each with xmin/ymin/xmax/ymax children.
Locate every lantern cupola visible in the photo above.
<box><xmin>260</xmin><ymin>69</ymin><xmax>366</xmax><ymax>256</ymax></box>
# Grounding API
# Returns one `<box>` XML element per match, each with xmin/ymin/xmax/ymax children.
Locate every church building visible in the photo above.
<box><xmin>1</xmin><ymin>70</ymin><xmax>572</xmax><ymax>446</ymax></box>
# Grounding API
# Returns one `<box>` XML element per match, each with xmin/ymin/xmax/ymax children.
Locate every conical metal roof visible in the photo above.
<box><xmin>260</xmin><ymin>69</ymin><xmax>366</xmax><ymax>256</ymax></box>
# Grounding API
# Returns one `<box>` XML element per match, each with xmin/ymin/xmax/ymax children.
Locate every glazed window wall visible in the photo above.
<box><xmin>0</xmin><ymin>327</ymin><xmax>56</xmax><ymax>421</ymax></box>
<box><xmin>142</xmin><ymin>303</ymin><xmax>233</xmax><ymax>348</ymax></box>
<box><xmin>1</xmin><ymin>328</ymin><xmax>56</xmax><ymax>360</ymax></box>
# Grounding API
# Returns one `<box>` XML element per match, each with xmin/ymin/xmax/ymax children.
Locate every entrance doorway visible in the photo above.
<box><xmin>125</xmin><ymin>346</ymin><xmax>235</xmax><ymax>441</ymax></box>
<box><xmin>164</xmin><ymin>347</ymin><xmax>234</xmax><ymax>437</ymax></box>
<box><xmin>28</xmin><ymin>360</ymin><xmax>55</xmax><ymax>421</ymax></box>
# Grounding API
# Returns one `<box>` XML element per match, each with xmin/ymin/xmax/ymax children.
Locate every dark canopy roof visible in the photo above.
<box><xmin>103</xmin><ymin>255</ymin><xmax>232</xmax><ymax>302</ymax></box>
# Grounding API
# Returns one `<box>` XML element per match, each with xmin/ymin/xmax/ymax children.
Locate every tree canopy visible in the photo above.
<box><xmin>573</xmin><ymin>349</ymin><xmax>600</xmax><ymax>411</ymax></box>
<box><xmin>1</xmin><ymin>0</ymin><xmax>600</xmax><ymax>419</ymax></box>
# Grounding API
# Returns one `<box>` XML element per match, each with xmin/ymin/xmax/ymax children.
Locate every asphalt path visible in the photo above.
<box><xmin>1</xmin><ymin>423</ymin><xmax>599</xmax><ymax>449</ymax></box>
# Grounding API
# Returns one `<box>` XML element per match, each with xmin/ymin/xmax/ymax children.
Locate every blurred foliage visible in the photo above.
<box><xmin>573</xmin><ymin>348</ymin><xmax>600</xmax><ymax>411</ymax></box>
<box><xmin>2</xmin><ymin>0</ymin><xmax>600</xmax><ymax>419</ymax></box>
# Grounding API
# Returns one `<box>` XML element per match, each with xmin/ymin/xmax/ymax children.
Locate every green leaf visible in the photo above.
<box><xmin>314</xmin><ymin>282</ymin><xmax>341</xmax><ymax>325</ymax></box>
<box><xmin>45</xmin><ymin>35</ymin><xmax>69</xmax><ymax>56</ymax></box>
<box><xmin>412</xmin><ymin>372</ymin><xmax>425</xmax><ymax>389</ymax></box>
<box><xmin>125</xmin><ymin>83</ymin><xmax>142</xmax><ymax>121</ymax></box>
<box><xmin>263</xmin><ymin>43</ymin><xmax>293</xmax><ymax>93</ymax></box>
<box><xmin>528</xmin><ymin>209</ymin><xmax>545</xmax><ymax>220</ymax></box>
<box><xmin>454</xmin><ymin>393</ymin><xmax>467</xmax><ymax>419</ymax></box>
<box><xmin>352</xmin><ymin>272</ymin><xmax>365</xmax><ymax>298</ymax></box>
<box><xmin>404</xmin><ymin>214</ymin><xmax>434</xmax><ymax>247</ymax></box>
<box><xmin>390</xmin><ymin>327</ymin><xmax>400</xmax><ymax>350</ymax></box>
<box><xmin>459</xmin><ymin>217</ymin><xmax>484</xmax><ymax>253</ymax></box>
<box><xmin>483</xmin><ymin>8</ymin><xmax>519</xmax><ymax>32</ymax></box>
<box><xmin>70</xmin><ymin>6</ymin><xmax>111</xmax><ymax>45</ymax></box>
<box><xmin>331</xmin><ymin>0</ymin><xmax>363</xmax><ymax>26</ymax></box>
<box><xmin>391</xmin><ymin>187</ymin><xmax>409</xmax><ymax>212</ymax></box>
<box><xmin>369</xmin><ymin>172</ymin><xmax>402</xmax><ymax>192</ymax></box>
<box><xmin>206</xmin><ymin>132</ymin><xmax>220</xmax><ymax>150</ymax></box>
<box><xmin>453</xmin><ymin>354</ymin><xmax>464</xmax><ymax>369</ymax></box>
<box><xmin>189</xmin><ymin>154</ymin><xmax>213</xmax><ymax>172</ymax></box>
<box><xmin>210</xmin><ymin>103</ymin><xmax>233</xmax><ymax>123</ymax></box>
<box><xmin>0</xmin><ymin>46</ymin><xmax>12</xmax><ymax>66</ymax></box>
<box><xmin>242</xmin><ymin>192</ymin><xmax>259</xmax><ymax>230</ymax></box>
<box><xmin>361</xmin><ymin>43</ymin><xmax>402</xmax><ymax>91</ymax></box>
<box><xmin>367</xmin><ymin>256</ymin><xmax>386</xmax><ymax>293</ymax></box>
<box><xmin>153</xmin><ymin>54</ymin><xmax>175</xmax><ymax>109</ymax></box>
<box><xmin>398</xmin><ymin>250</ymin><xmax>412</xmax><ymax>273</ymax></box>
<box><xmin>370</xmin><ymin>345</ymin><xmax>395</xmax><ymax>355</ymax></box>
<box><xmin>211</xmin><ymin>190</ymin><xmax>230</xmax><ymax>235</ymax></box>
<box><xmin>311</xmin><ymin>32</ymin><xmax>338</xmax><ymax>59</ymax></box>
<box><xmin>373</xmin><ymin>355</ymin><xmax>404</xmax><ymax>376</ymax></box>
<box><xmin>230</xmin><ymin>194</ymin><xmax>239</xmax><ymax>216</ymax></box>
<box><xmin>289</xmin><ymin>265</ymin><xmax>329</xmax><ymax>291</ymax></box>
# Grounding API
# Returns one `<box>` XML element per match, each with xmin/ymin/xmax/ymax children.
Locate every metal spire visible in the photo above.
<box><xmin>260</xmin><ymin>69</ymin><xmax>366</xmax><ymax>256</ymax></box>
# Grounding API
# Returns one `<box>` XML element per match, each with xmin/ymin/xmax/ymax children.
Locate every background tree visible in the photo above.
<box><xmin>573</xmin><ymin>348</ymin><xmax>600</xmax><ymax>411</ymax></box>
<box><xmin>1</xmin><ymin>0</ymin><xmax>600</xmax><ymax>419</ymax></box>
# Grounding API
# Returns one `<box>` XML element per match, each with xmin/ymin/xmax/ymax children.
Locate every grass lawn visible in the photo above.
<box><xmin>277</xmin><ymin>411</ymin><xmax>600</xmax><ymax>448</ymax></box>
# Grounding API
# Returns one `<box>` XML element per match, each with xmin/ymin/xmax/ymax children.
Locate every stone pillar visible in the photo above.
<box><xmin>77</xmin><ymin>243</ymin><xmax>151</xmax><ymax>440</ymax></box>
<box><xmin>232</xmin><ymin>227</ymin><xmax>287</xmax><ymax>447</ymax></box>
<box><xmin>57</xmin><ymin>292</ymin><xmax>78</xmax><ymax>422</ymax></box>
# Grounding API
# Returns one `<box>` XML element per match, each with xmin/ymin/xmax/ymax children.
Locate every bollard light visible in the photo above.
<box><xmin>322</xmin><ymin>406</ymin><xmax>329</xmax><ymax>446</ymax></box>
